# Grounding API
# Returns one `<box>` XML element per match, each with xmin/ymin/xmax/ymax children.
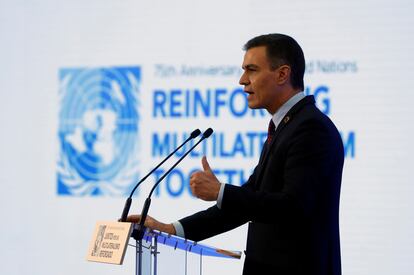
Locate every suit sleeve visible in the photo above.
<box><xmin>221</xmin><ymin>118</ymin><xmax>343</xmax><ymax>223</ymax></box>
<box><xmin>179</xmin><ymin>164</ymin><xmax>260</xmax><ymax>241</ymax></box>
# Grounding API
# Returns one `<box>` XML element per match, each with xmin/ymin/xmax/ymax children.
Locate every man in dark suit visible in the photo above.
<box><xmin>127</xmin><ymin>33</ymin><xmax>344</xmax><ymax>275</ymax></box>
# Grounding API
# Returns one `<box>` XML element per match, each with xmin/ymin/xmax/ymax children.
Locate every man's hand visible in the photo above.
<box><xmin>189</xmin><ymin>156</ymin><xmax>221</xmax><ymax>201</ymax></box>
<box><xmin>123</xmin><ymin>215</ymin><xmax>176</xmax><ymax>235</ymax></box>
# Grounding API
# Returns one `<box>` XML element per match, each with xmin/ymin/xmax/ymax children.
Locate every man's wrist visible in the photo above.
<box><xmin>163</xmin><ymin>223</ymin><xmax>176</xmax><ymax>235</ymax></box>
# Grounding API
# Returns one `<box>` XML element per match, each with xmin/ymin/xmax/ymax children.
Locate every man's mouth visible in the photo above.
<box><xmin>245</xmin><ymin>90</ymin><xmax>253</xmax><ymax>95</ymax></box>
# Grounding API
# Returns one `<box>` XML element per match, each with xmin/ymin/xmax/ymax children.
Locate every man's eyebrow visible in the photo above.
<box><xmin>243</xmin><ymin>64</ymin><xmax>259</xmax><ymax>70</ymax></box>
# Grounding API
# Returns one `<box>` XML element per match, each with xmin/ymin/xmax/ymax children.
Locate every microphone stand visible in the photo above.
<box><xmin>120</xmin><ymin>129</ymin><xmax>201</xmax><ymax>222</ymax></box>
<box><xmin>132</xmin><ymin>128</ymin><xmax>213</xmax><ymax>275</ymax></box>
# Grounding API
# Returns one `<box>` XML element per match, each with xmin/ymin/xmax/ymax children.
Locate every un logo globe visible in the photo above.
<box><xmin>57</xmin><ymin>67</ymin><xmax>140</xmax><ymax>196</ymax></box>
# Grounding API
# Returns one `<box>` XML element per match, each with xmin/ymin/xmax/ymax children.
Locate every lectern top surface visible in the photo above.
<box><xmin>141</xmin><ymin>229</ymin><xmax>241</xmax><ymax>259</ymax></box>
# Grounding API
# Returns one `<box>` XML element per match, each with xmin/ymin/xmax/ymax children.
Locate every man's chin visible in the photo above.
<box><xmin>247</xmin><ymin>101</ymin><xmax>260</xmax><ymax>109</ymax></box>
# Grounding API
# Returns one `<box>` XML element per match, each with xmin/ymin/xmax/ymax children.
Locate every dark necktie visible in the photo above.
<box><xmin>267</xmin><ymin>119</ymin><xmax>276</xmax><ymax>144</ymax></box>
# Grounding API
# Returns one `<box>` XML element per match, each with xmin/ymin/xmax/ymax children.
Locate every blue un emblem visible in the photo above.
<box><xmin>58</xmin><ymin>66</ymin><xmax>140</xmax><ymax>196</ymax></box>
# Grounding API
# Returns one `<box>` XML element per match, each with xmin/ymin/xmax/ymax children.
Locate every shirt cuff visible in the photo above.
<box><xmin>172</xmin><ymin>221</ymin><xmax>185</xmax><ymax>238</ymax></box>
<box><xmin>216</xmin><ymin>182</ymin><xmax>226</xmax><ymax>209</ymax></box>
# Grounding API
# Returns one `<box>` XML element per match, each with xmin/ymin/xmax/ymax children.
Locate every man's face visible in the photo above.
<box><xmin>239</xmin><ymin>46</ymin><xmax>284</xmax><ymax>114</ymax></box>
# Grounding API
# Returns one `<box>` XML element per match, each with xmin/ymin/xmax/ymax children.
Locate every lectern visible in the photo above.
<box><xmin>87</xmin><ymin>221</ymin><xmax>241</xmax><ymax>275</ymax></box>
<box><xmin>132</xmin><ymin>224</ymin><xmax>241</xmax><ymax>275</ymax></box>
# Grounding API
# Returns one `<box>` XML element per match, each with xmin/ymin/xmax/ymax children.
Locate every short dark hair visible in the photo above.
<box><xmin>244</xmin><ymin>33</ymin><xmax>305</xmax><ymax>90</ymax></box>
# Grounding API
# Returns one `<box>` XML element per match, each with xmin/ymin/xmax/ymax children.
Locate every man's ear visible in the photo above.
<box><xmin>275</xmin><ymin>65</ymin><xmax>291</xmax><ymax>85</ymax></box>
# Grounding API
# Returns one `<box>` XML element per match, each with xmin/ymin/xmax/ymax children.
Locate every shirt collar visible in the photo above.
<box><xmin>271</xmin><ymin>92</ymin><xmax>305</xmax><ymax>130</ymax></box>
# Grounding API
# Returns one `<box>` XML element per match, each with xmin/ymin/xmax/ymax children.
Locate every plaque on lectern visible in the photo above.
<box><xmin>86</xmin><ymin>221</ymin><xmax>132</xmax><ymax>265</ymax></box>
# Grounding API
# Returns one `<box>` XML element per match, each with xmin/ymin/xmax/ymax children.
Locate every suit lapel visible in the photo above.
<box><xmin>254</xmin><ymin>96</ymin><xmax>316</xmax><ymax>189</ymax></box>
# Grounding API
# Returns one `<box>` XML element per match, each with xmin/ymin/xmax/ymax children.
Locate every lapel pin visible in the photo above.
<box><xmin>283</xmin><ymin>116</ymin><xmax>290</xmax><ymax>123</ymax></box>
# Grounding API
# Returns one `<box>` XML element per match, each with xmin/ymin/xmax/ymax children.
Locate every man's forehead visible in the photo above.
<box><xmin>242</xmin><ymin>46</ymin><xmax>268</xmax><ymax>68</ymax></box>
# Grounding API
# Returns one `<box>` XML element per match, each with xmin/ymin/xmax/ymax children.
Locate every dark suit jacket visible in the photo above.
<box><xmin>180</xmin><ymin>96</ymin><xmax>344</xmax><ymax>275</ymax></box>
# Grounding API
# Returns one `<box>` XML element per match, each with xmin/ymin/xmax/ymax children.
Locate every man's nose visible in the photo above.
<box><xmin>239</xmin><ymin>72</ymin><xmax>249</xmax><ymax>85</ymax></box>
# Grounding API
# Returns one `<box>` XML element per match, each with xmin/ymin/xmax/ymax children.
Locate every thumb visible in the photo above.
<box><xmin>201</xmin><ymin>156</ymin><xmax>212</xmax><ymax>172</ymax></box>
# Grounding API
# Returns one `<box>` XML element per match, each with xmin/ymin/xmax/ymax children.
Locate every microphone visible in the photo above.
<box><xmin>135</xmin><ymin>128</ymin><xmax>214</xmax><ymax>240</ymax></box>
<box><xmin>119</xmin><ymin>128</ymin><xmax>201</xmax><ymax>222</ymax></box>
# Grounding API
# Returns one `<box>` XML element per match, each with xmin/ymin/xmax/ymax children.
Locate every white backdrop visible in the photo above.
<box><xmin>1</xmin><ymin>0</ymin><xmax>414</xmax><ymax>274</ymax></box>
